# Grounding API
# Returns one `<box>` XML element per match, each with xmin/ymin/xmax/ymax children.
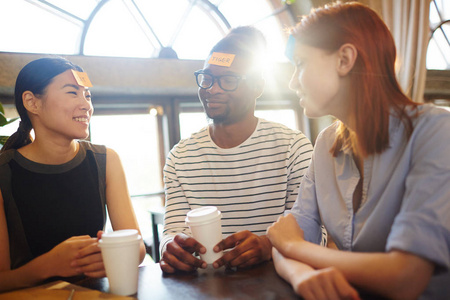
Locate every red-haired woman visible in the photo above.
<box><xmin>267</xmin><ymin>2</ymin><xmax>450</xmax><ymax>300</ymax></box>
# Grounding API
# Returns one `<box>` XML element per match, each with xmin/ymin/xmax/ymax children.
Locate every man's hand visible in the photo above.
<box><xmin>212</xmin><ymin>230</ymin><xmax>272</xmax><ymax>269</ymax></box>
<box><xmin>160</xmin><ymin>233</ymin><xmax>207</xmax><ymax>273</ymax></box>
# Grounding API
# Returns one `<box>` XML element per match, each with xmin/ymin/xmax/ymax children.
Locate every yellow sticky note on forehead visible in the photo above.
<box><xmin>71</xmin><ymin>70</ymin><xmax>93</xmax><ymax>87</ymax></box>
<box><xmin>208</xmin><ymin>52</ymin><xmax>235</xmax><ymax>67</ymax></box>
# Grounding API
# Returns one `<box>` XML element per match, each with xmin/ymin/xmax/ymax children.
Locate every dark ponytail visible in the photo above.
<box><xmin>1</xmin><ymin>57</ymin><xmax>83</xmax><ymax>152</ymax></box>
<box><xmin>1</xmin><ymin>121</ymin><xmax>33</xmax><ymax>152</ymax></box>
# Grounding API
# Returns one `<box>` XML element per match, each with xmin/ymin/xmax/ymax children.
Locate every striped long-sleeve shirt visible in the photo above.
<box><xmin>160</xmin><ymin>118</ymin><xmax>313</xmax><ymax>252</ymax></box>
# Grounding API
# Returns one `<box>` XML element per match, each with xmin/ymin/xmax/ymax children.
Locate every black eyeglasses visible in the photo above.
<box><xmin>194</xmin><ymin>70</ymin><xmax>246</xmax><ymax>92</ymax></box>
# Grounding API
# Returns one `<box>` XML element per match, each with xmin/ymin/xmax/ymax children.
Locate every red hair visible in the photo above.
<box><xmin>292</xmin><ymin>2</ymin><xmax>418</xmax><ymax>157</ymax></box>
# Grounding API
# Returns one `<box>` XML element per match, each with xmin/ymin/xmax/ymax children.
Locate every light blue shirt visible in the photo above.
<box><xmin>290</xmin><ymin>104</ymin><xmax>450</xmax><ymax>299</ymax></box>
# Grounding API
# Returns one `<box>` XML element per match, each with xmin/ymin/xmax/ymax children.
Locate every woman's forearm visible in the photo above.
<box><xmin>272</xmin><ymin>248</ymin><xmax>361</xmax><ymax>300</ymax></box>
<box><xmin>272</xmin><ymin>247</ymin><xmax>314</xmax><ymax>285</ymax></box>
<box><xmin>283</xmin><ymin>241</ymin><xmax>433</xmax><ymax>299</ymax></box>
<box><xmin>272</xmin><ymin>248</ymin><xmax>316</xmax><ymax>294</ymax></box>
<box><xmin>0</xmin><ymin>253</ymin><xmax>51</xmax><ymax>292</ymax></box>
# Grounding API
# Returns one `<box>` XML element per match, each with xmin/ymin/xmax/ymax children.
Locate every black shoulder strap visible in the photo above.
<box><xmin>79</xmin><ymin>141</ymin><xmax>108</xmax><ymax>226</ymax></box>
<box><xmin>0</xmin><ymin>150</ymin><xmax>33</xmax><ymax>269</ymax></box>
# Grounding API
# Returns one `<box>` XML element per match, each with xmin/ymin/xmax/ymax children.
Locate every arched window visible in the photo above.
<box><xmin>427</xmin><ymin>0</ymin><xmax>450</xmax><ymax>70</ymax></box>
<box><xmin>426</xmin><ymin>0</ymin><xmax>450</xmax><ymax>107</ymax></box>
<box><xmin>0</xmin><ymin>0</ymin><xmax>292</xmax><ymax>62</ymax></box>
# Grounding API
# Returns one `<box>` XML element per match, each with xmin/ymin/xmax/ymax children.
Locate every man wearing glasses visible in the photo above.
<box><xmin>160</xmin><ymin>26</ymin><xmax>314</xmax><ymax>273</ymax></box>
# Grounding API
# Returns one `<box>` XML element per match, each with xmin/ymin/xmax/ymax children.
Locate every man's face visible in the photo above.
<box><xmin>198</xmin><ymin>55</ymin><xmax>262</xmax><ymax>125</ymax></box>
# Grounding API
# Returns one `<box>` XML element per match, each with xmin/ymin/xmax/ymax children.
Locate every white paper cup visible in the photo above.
<box><xmin>99</xmin><ymin>229</ymin><xmax>141</xmax><ymax>296</ymax></box>
<box><xmin>185</xmin><ymin>206</ymin><xmax>223</xmax><ymax>264</ymax></box>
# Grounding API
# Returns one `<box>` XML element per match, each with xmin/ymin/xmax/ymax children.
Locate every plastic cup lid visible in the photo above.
<box><xmin>186</xmin><ymin>206</ymin><xmax>221</xmax><ymax>224</ymax></box>
<box><xmin>100</xmin><ymin>229</ymin><xmax>139</xmax><ymax>243</ymax></box>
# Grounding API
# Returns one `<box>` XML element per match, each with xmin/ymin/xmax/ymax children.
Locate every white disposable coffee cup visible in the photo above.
<box><xmin>98</xmin><ymin>229</ymin><xmax>141</xmax><ymax>296</ymax></box>
<box><xmin>185</xmin><ymin>206</ymin><xmax>223</xmax><ymax>264</ymax></box>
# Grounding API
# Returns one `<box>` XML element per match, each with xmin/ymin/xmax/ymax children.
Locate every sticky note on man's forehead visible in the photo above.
<box><xmin>71</xmin><ymin>70</ymin><xmax>93</xmax><ymax>87</ymax></box>
<box><xmin>208</xmin><ymin>52</ymin><xmax>235</xmax><ymax>67</ymax></box>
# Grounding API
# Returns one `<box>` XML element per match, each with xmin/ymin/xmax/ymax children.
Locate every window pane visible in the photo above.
<box><xmin>172</xmin><ymin>6</ymin><xmax>225</xmax><ymax>60</ymax></box>
<box><xmin>219</xmin><ymin>0</ymin><xmax>273</xmax><ymax>27</ymax></box>
<box><xmin>134</xmin><ymin>0</ymin><xmax>190</xmax><ymax>47</ymax></box>
<box><xmin>0</xmin><ymin>0</ymin><xmax>82</xmax><ymax>54</ymax></box>
<box><xmin>218</xmin><ymin>0</ymin><xmax>287</xmax><ymax>62</ymax></box>
<box><xmin>44</xmin><ymin>0</ymin><xmax>99</xmax><ymax>20</ymax></box>
<box><xmin>435</xmin><ymin>0</ymin><xmax>450</xmax><ymax>20</ymax></box>
<box><xmin>428</xmin><ymin>0</ymin><xmax>450</xmax><ymax>70</ymax></box>
<box><xmin>0</xmin><ymin>119</ymin><xmax>19</xmax><ymax>146</ymax></box>
<box><xmin>84</xmin><ymin>0</ymin><xmax>156</xmax><ymax>58</ymax></box>
<box><xmin>89</xmin><ymin>114</ymin><xmax>162</xmax><ymax>196</ymax></box>
<box><xmin>427</xmin><ymin>25</ymin><xmax>450</xmax><ymax>70</ymax></box>
<box><xmin>430</xmin><ymin>0</ymin><xmax>441</xmax><ymax>26</ymax></box>
<box><xmin>179</xmin><ymin>112</ymin><xmax>209</xmax><ymax>139</ymax></box>
<box><xmin>253</xmin><ymin>19</ymin><xmax>289</xmax><ymax>64</ymax></box>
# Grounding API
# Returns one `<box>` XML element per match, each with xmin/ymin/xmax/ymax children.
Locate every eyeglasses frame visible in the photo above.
<box><xmin>194</xmin><ymin>70</ymin><xmax>247</xmax><ymax>92</ymax></box>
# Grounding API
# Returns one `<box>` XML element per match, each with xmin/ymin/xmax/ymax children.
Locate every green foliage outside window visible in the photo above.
<box><xmin>0</xmin><ymin>102</ymin><xmax>18</xmax><ymax>146</ymax></box>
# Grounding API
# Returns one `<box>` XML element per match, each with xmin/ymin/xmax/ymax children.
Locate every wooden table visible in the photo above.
<box><xmin>74</xmin><ymin>261</ymin><xmax>298</xmax><ymax>299</ymax></box>
<box><xmin>0</xmin><ymin>261</ymin><xmax>386</xmax><ymax>299</ymax></box>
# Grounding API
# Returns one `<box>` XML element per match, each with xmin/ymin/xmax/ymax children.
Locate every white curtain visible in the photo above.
<box><xmin>360</xmin><ymin>0</ymin><xmax>431</xmax><ymax>103</ymax></box>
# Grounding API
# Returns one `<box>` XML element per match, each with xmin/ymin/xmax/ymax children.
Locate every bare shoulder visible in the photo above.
<box><xmin>106</xmin><ymin>147</ymin><xmax>119</xmax><ymax>157</ymax></box>
<box><xmin>105</xmin><ymin>147</ymin><xmax>122</xmax><ymax>162</ymax></box>
<box><xmin>105</xmin><ymin>148</ymin><xmax>125</xmax><ymax>175</ymax></box>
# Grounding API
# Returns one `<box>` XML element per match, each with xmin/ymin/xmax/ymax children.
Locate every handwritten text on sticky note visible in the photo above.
<box><xmin>208</xmin><ymin>52</ymin><xmax>235</xmax><ymax>67</ymax></box>
<box><xmin>71</xmin><ymin>70</ymin><xmax>93</xmax><ymax>87</ymax></box>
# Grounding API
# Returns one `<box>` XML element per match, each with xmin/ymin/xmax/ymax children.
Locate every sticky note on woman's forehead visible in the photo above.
<box><xmin>285</xmin><ymin>35</ymin><xmax>296</xmax><ymax>63</ymax></box>
<box><xmin>208</xmin><ymin>52</ymin><xmax>235</xmax><ymax>67</ymax></box>
<box><xmin>71</xmin><ymin>70</ymin><xmax>93</xmax><ymax>87</ymax></box>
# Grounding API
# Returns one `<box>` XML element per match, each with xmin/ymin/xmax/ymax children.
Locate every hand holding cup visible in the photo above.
<box><xmin>185</xmin><ymin>206</ymin><xmax>223</xmax><ymax>264</ymax></box>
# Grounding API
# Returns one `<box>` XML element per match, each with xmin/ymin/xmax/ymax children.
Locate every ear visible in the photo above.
<box><xmin>337</xmin><ymin>43</ymin><xmax>357</xmax><ymax>76</ymax></box>
<box><xmin>22</xmin><ymin>91</ymin><xmax>41</xmax><ymax>115</ymax></box>
<box><xmin>254</xmin><ymin>78</ymin><xmax>265</xmax><ymax>99</ymax></box>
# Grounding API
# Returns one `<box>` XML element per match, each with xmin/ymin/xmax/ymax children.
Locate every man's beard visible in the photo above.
<box><xmin>206</xmin><ymin>107</ymin><xmax>231</xmax><ymax>125</ymax></box>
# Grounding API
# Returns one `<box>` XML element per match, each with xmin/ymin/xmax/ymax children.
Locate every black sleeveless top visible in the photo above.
<box><xmin>0</xmin><ymin>141</ymin><xmax>107</xmax><ymax>269</ymax></box>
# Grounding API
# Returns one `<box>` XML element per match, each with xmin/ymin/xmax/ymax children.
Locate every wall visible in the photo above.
<box><xmin>0</xmin><ymin>52</ymin><xmax>297</xmax><ymax>104</ymax></box>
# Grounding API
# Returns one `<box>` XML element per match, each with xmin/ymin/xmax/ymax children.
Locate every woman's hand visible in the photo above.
<box><xmin>45</xmin><ymin>235</ymin><xmax>98</xmax><ymax>278</ymax></box>
<box><xmin>272</xmin><ymin>248</ymin><xmax>360</xmax><ymax>300</ymax></box>
<box><xmin>266</xmin><ymin>214</ymin><xmax>305</xmax><ymax>255</ymax></box>
<box><xmin>292</xmin><ymin>266</ymin><xmax>361</xmax><ymax>300</ymax></box>
<box><xmin>70</xmin><ymin>231</ymin><xmax>106</xmax><ymax>278</ymax></box>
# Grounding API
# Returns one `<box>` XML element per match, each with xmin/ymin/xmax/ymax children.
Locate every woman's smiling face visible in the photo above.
<box><xmin>35</xmin><ymin>69</ymin><xmax>93</xmax><ymax>140</ymax></box>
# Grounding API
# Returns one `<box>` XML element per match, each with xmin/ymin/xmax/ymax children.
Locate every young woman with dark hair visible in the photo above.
<box><xmin>267</xmin><ymin>2</ymin><xmax>450</xmax><ymax>300</ymax></box>
<box><xmin>0</xmin><ymin>57</ymin><xmax>145</xmax><ymax>292</ymax></box>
